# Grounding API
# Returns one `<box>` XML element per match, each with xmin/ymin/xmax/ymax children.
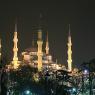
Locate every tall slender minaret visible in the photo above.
<box><xmin>12</xmin><ymin>23</ymin><xmax>19</xmax><ymax>69</ymax></box>
<box><xmin>67</xmin><ymin>24</ymin><xmax>72</xmax><ymax>72</ymax></box>
<box><xmin>45</xmin><ymin>31</ymin><xmax>49</xmax><ymax>55</ymax></box>
<box><xmin>37</xmin><ymin>29</ymin><xmax>43</xmax><ymax>71</ymax></box>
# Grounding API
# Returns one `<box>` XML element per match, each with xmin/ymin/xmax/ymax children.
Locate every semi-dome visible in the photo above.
<box><xmin>25</xmin><ymin>47</ymin><xmax>38</xmax><ymax>52</ymax></box>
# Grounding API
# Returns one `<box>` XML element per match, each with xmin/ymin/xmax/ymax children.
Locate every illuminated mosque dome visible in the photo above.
<box><xmin>21</xmin><ymin>30</ymin><xmax>54</xmax><ymax>70</ymax></box>
<box><xmin>20</xmin><ymin>25</ymin><xmax>72</xmax><ymax>71</ymax></box>
<box><xmin>25</xmin><ymin>47</ymin><xmax>38</xmax><ymax>52</ymax></box>
<box><xmin>22</xmin><ymin>46</ymin><xmax>53</xmax><ymax>65</ymax></box>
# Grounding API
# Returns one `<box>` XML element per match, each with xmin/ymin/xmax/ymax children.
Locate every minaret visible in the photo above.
<box><xmin>45</xmin><ymin>31</ymin><xmax>49</xmax><ymax>55</ymax></box>
<box><xmin>67</xmin><ymin>24</ymin><xmax>72</xmax><ymax>72</ymax></box>
<box><xmin>12</xmin><ymin>23</ymin><xmax>19</xmax><ymax>69</ymax></box>
<box><xmin>37</xmin><ymin>29</ymin><xmax>43</xmax><ymax>71</ymax></box>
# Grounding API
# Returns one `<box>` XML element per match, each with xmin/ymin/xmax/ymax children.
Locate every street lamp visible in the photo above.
<box><xmin>23</xmin><ymin>90</ymin><xmax>32</xmax><ymax>95</ymax></box>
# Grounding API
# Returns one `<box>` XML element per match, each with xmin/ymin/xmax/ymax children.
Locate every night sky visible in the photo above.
<box><xmin>0</xmin><ymin>0</ymin><xmax>94</xmax><ymax>67</ymax></box>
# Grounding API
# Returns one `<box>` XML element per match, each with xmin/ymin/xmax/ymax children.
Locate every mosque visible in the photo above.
<box><xmin>21</xmin><ymin>25</ymin><xmax>72</xmax><ymax>72</ymax></box>
<box><xmin>0</xmin><ymin>23</ymin><xmax>73</xmax><ymax>72</ymax></box>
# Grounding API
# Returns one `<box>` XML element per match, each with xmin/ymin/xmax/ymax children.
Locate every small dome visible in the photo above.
<box><xmin>25</xmin><ymin>47</ymin><xmax>38</xmax><ymax>52</ymax></box>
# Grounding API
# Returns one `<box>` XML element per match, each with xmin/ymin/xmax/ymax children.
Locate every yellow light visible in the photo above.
<box><xmin>67</xmin><ymin>26</ymin><xmax>72</xmax><ymax>72</ymax></box>
<box><xmin>33</xmin><ymin>73</ymin><xmax>39</xmax><ymax>82</ymax></box>
<box><xmin>12</xmin><ymin>61</ymin><xmax>19</xmax><ymax>69</ymax></box>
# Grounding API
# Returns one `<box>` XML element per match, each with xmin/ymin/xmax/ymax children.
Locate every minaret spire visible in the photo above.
<box><xmin>36</xmin><ymin>13</ymin><xmax>43</xmax><ymax>71</ymax></box>
<box><xmin>15</xmin><ymin>22</ymin><xmax>17</xmax><ymax>32</ymax></box>
<box><xmin>39</xmin><ymin>13</ymin><xmax>42</xmax><ymax>30</ymax></box>
<box><xmin>37</xmin><ymin>29</ymin><xmax>43</xmax><ymax>71</ymax></box>
<box><xmin>67</xmin><ymin>24</ymin><xmax>72</xmax><ymax>72</ymax></box>
<box><xmin>12</xmin><ymin>23</ymin><xmax>19</xmax><ymax>69</ymax></box>
<box><xmin>69</xmin><ymin>24</ymin><xmax>71</xmax><ymax>36</ymax></box>
<box><xmin>45</xmin><ymin>31</ymin><xmax>49</xmax><ymax>54</ymax></box>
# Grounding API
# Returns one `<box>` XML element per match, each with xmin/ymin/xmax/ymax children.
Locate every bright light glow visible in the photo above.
<box><xmin>84</xmin><ymin>69</ymin><xmax>88</xmax><ymax>74</ymax></box>
<box><xmin>56</xmin><ymin>65</ymin><xmax>61</xmax><ymax>70</ymax></box>
<box><xmin>25</xmin><ymin>90</ymin><xmax>31</xmax><ymax>94</ymax></box>
<box><xmin>12</xmin><ymin>61</ymin><xmax>19</xmax><ymax>69</ymax></box>
<box><xmin>67</xmin><ymin>30</ymin><xmax>72</xmax><ymax>72</ymax></box>
<box><xmin>33</xmin><ymin>73</ymin><xmax>39</xmax><ymax>82</ymax></box>
<box><xmin>72</xmin><ymin>88</ymin><xmax>76</xmax><ymax>92</ymax></box>
<box><xmin>24</xmin><ymin>55</ymin><xmax>30</xmax><ymax>61</ymax></box>
<box><xmin>37</xmin><ymin>40</ymin><xmax>43</xmax><ymax>71</ymax></box>
<box><xmin>12</xmin><ymin>31</ymin><xmax>19</xmax><ymax>69</ymax></box>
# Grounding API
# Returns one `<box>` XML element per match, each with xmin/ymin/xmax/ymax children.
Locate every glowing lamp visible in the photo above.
<box><xmin>24</xmin><ymin>90</ymin><xmax>31</xmax><ymax>95</ymax></box>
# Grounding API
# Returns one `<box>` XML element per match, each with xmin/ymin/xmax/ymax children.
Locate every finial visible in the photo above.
<box><xmin>15</xmin><ymin>19</ymin><xmax>17</xmax><ymax>32</ymax></box>
<box><xmin>39</xmin><ymin>13</ymin><xmax>43</xmax><ymax>30</ymax></box>
<box><xmin>46</xmin><ymin>31</ymin><xmax>48</xmax><ymax>42</ymax></box>
<box><xmin>69</xmin><ymin>24</ymin><xmax>71</xmax><ymax>36</ymax></box>
<box><xmin>38</xmin><ymin>30</ymin><xmax>42</xmax><ymax>40</ymax></box>
<box><xmin>45</xmin><ymin>31</ymin><xmax>49</xmax><ymax>55</ymax></box>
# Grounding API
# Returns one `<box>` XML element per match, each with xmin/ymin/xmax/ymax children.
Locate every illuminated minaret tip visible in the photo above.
<box><xmin>15</xmin><ymin>22</ymin><xmax>17</xmax><ymax>32</ymax></box>
<box><xmin>37</xmin><ymin>29</ymin><xmax>43</xmax><ymax>71</ymax></box>
<box><xmin>12</xmin><ymin>23</ymin><xmax>19</xmax><ymax>69</ymax></box>
<box><xmin>45</xmin><ymin>31</ymin><xmax>49</xmax><ymax>55</ymax></box>
<box><xmin>67</xmin><ymin>24</ymin><xmax>72</xmax><ymax>72</ymax></box>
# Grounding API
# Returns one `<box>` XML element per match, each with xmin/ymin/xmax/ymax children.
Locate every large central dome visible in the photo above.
<box><xmin>25</xmin><ymin>47</ymin><xmax>38</xmax><ymax>53</ymax></box>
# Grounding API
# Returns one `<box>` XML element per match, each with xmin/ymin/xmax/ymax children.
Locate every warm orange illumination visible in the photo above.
<box><xmin>45</xmin><ymin>31</ymin><xmax>49</xmax><ymax>55</ymax></box>
<box><xmin>12</xmin><ymin>60</ymin><xmax>19</xmax><ymax>69</ymax></box>
<box><xmin>33</xmin><ymin>73</ymin><xmax>39</xmax><ymax>82</ymax></box>
<box><xmin>12</xmin><ymin>25</ymin><xmax>19</xmax><ymax>69</ymax></box>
